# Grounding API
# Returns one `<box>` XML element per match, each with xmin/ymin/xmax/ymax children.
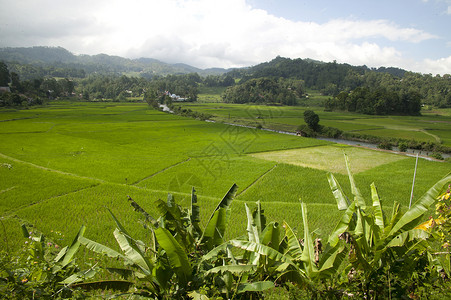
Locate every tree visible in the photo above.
<box><xmin>303</xmin><ymin>110</ymin><xmax>320</xmax><ymax>131</ymax></box>
<box><xmin>10</xmin><ymin>72</ymin><xmax>23</xmax><ymax>93</ymax></box>
<box><xmin>0</xmin><ymin>61</ymin><xmax>10</xmax><ymax>86</ymax></box>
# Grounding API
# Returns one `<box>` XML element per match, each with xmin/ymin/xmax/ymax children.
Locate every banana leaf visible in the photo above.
<box><xmin>327</xmin><ymin>173</ymin><xmax>349</xmax><ymax>210</ymax></box>
<box><xmin>371</xmin><ymin>183</ymin><xmax>385</xmax><ymax>230</ymax></box>
<box><xmin>205</xmin><ymin>264</ymin><xmax>257</xmax><ymax>275</ymax></box>
<box><xmin>203</xmin><ymin>207</ymin><xmax>227</xmax><ymax>248</ymax></box>
<box><xmin>282</xmin><ymin>221</ymin><xmax>303</xmax><ymax>261</ymax></box>
<box><xmin>61</xmin><ymin>225</ymin><xmax>86</xmax><ymax>267</ymax></box>
<box><xmin>229</xmin><ymin>239</ymin><xmax>305</xmax><ymax>278</ymax></box>
<box><xmin>344</xmin><ymin>154</ymin><xmax>366</xmax><ymax>208</ymax></box>
<box><xmin>198</xmin><ymin>242</ymin><xmax>230</xmax><ymax>265</ymax></box>
<box><xmin>59</xmin><ymin>267</ymin><xmax>97</xmax><ymax>285</ymax></box>
<box><xmin>318</xmin><ymin>243</ymin><xmax>346</xmax><ymax>275</ymax></box>
<box><xmin>252</xmin><ymin>201</ymin><xmax>266</xmax><ymax>235</ymax></box>
<box><xmin>113</xmin><ymin>228</ymin><xmax>153</xmax><ymax>276</ymax></box>
<box><xmin>21</xmin><ymin>224</ymin><xmax>30</xmax><ymax>238</ymax></box>
<box><xmin>245</xmin><ymin>203</ymin><xmax>260</xmax><ymax>243</ymax></box>
<box><xmin>154</xmin><ymin>226</ymin><xmax>192</xmax><ymax>285</ymax></box>
<box><xmin>387</xmin><ymin>173</ymin><xmax>451</xmax><ymax>238</ymax></box>
<box><xmin>236</xmin><ymin>281</ymin><xmax>275</xmax><ymax>294</ymax></box>
<box><xmin>78</xmin><ymin>236</ymin><xmax>129</xmax><ymax>261</ymax></box>
<box><xmin>201</xmin><ymin>184</ymin><xmax>237</xmax><ymax>248</ymax></box>
<box><xmin>300</xmin><ymin>202</ymin><xmax>318</xmax><ymax>277</ymax></box>
<box><xmin>261</xmin><ymin>221</ymin><xmax>280</xmax><ymax>250</ymax></box>
<box><xmin>327</xmin><ymin>202</ymin><xmax>356</xmax><ymax>247</ymax></box>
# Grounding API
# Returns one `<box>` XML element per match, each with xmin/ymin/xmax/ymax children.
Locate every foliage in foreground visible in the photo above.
<box><xmin>1</xmin><ymin>156</ymin><xmax>451</xmax><ymax>299</ymax></box>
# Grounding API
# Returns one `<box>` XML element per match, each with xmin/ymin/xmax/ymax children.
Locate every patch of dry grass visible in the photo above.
<box><xmin>249</xmin><ymin>145</ymin><xmax>407</xmax><ymax>174</ymax></box>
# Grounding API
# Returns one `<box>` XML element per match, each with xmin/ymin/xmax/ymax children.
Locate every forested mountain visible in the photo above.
<box><xmin>225</xmin><ymin>56</ymin><xmax>450</xmax><ymax>110</ymax></box>
<box><xmin>0</xmin><ymin>46</ymin><xmax>230</xmax><ymax>80</ymax></box>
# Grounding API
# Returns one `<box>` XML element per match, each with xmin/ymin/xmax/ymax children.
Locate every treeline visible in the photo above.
<box><xmin>0</xmin><ymin>61</ymin><xmax>76</xmax><ymax>107</ymax></box>
<box><xmin>231</xmin><ymin>56</ymin><xmax>450</xmax><ymax>109</ymax></box>
<box><xmin>6</xmin><ymin>62</ymin><xmax>86</xmax><ymax>80</ymax></box>
<box><xmin>77</xmin><ymin>73</ymin><xmax>204</xmax><ymax>102</ymax></box>
<box><xmin>324</xmin><ymin>87</ymin><xmax>422</xmax><ymax>115</ymax></box>
<box><xmin>1</xmin><ymin>57</ymin><xmax>238</xmax><ymax>106</ymax></box>
<box><xmin>221</xmin><ymin>77</ymin><xmax>304</xmax><ymax>105</ymax></box>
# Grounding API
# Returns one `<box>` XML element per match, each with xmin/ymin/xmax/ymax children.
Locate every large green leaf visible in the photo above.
<box><xmin>205</xmin><ymin>264</ymin><xmax>257</xmax><ymax>275</ymax></box>
<box><xmin>327</xmin><ymin>202</ymin><xmax>356</xmax><ymax>247</ymax></box>
<box><xmin>327</xmin><ymin>173</ymin><xmax>349</xmax><ymax>210</ymax></box>
<box><xmin>61</xmin><ymin>225</ymin><xmax>86</xmax><ymax>267</ymax></box>
<box><xmin>205</xmin><ymin>183</ymin><xmax>237</xmax><ymax>225</ymax></box>
<box><xmin>229</xmin><ymin>239</ymin><xmax>304</xmax><ymax>278</ymax></box>
<box><xmin>113</xmin><ymin>228</ymin><xmax>153</xmax><ymax>275</ymax></box>
<box><xmin>299</xmin><ymin>202</ymin><xmax>318</xmax><ymax>277</ymax></box>
<box><xmin>127</xmin><ymin>196</ymin><xmax>157</xmax><ymax>227</ymax></box>
<box><xmin>371</xmin><ymin>183</ymin><xmax>385</xmax><ymax>230</ymax></box>
<box><xmin>318</xmin><ymin>243</ymin><xmax>346</xmax><ymax>275</ymax></box>
<box><xmin>245</xmin><ymin>203</ymin><xmax>260</xmax><ymax>243</ymax></box>
<box><xmin>237</xmin><ymin>281</ymin><xmax>275</xmax><ymax>294</ymax></box>
<box><xmin>154</xmin><ymin>227</ymin><xmax>192</xmax><ymax>285</ymax></box>
<box><xmin>261</xmin><ymin>221</ymin><xmax>280</xmax><ymax>250</ymax></box>
<box><xmin>203</xmin><ymin>207</ymin><xmax>227</xmax><ymax>248</ymax></box>
<box><xmin>199</xmin><ymin>242</ymin><xmax>229</xmax><ymax>264</ymax></box>
<box><xmin>59</xmin><ymin>268</ymin><xmax>97</xmax><ymax>285</ymax></box>
<box><xmin>388</xmin><ymin>173</ymin><xmax>451</xmax><ymax>238</ymax></box>
<box><xmin>79</xmin><ymin>236</ymin><xmax>129</xmax><ymax>261</ymax></box>
<box><xmin>283</xmin><ymin>221</ymin><xmax>303</xmax><ymax>261</ymax></box>
<box><xmin>21</xmin><ymin>224</ymin><xmax>30</xmax><ymax>238</ymax></box>
<box><xmin>344</xmin><ymin>154</ymin><xmax>366</xmax><ymax>208</ymax></box>
<box><xmin>201</xmin><ymin>184</ymin><xmax>237</xmax><ymax>248</ymax></box>
<box><xmin>252</xmin><ymin>201</ymin><xmax>266</xmax><ymax>235</ymax></box>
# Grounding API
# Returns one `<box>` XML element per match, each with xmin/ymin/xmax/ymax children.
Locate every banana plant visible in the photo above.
<box><xmin>325</xmin><ymin>154</ymin><xmax>451</xmax><ymax>297</ymax></box>
<box><xmin>78</xmin><ymin>184</ymin><xmax>276</xmax><ymax>298</ymax></box>
<box><xmin>226</xmin><ymin>199</ymin><xmax>347</xmax><ymax>296</ymax></box>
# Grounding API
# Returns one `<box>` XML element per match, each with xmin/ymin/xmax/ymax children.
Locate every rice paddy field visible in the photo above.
<box><xmin>1</xmin><ymin>101</ymin><xmax>450</xmax><ymax>253</ymax></box>
<box><xmin>182</xmin><ymin>102</ymin><xmax>451</xmax><ymax>147</ymax></box>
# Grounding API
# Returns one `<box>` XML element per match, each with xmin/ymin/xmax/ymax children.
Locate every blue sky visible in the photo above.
<box><xmin>0</xmin><ymin>0</ymin><xmax>450</xmax><ymax>74</ymax></box>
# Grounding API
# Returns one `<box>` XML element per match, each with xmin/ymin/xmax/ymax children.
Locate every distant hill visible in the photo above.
<box><xmin>235</xmin><ymin>56</ymin><xmax>409</xmax><ymax>91</ymax></box>
<box><xmin>0</xmin><ymin>46</ymin><xmax>231</xmax><ymax>79</ymax></box>
<box><xmin>0</xmin><ymin>46</ymin><xmax>408</xmax><ymax>81</ymax></box>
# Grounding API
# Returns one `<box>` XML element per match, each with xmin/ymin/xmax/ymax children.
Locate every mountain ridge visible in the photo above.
<box><xmin>0</xmin><ymin>46</ymin><xmax>408</xmax><ymax>79</ymax></box>
<box><xmin>0</xmin><ymin>46</ymin><xmax>232</xmax><ymax>77</ymax></box>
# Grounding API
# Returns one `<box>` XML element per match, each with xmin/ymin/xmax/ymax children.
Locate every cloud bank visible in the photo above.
<box><xmin>0</xmin><ymin>0</ymin><xmax>449</xmax><ymax>74</ymax></box>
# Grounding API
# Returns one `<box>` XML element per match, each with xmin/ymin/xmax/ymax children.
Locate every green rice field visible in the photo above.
<box><xmin>182</xmin><ymin>102</ymin><xmax>451</xmax><ymax>147</ymax></box>
<box><xmin>1</xmin><ymin>102</ymin><xmax>450</xmax><ymax>253</ymax></box>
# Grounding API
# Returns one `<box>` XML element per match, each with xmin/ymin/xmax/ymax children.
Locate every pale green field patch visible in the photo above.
<box><xmin>249</xmin><ymin>145</ymin><xmax>407</xmax><ymax>174</ymax></box>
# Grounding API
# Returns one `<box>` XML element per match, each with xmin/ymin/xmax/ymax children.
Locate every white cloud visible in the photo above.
<box><xmin>0</xmin><ymin>0</ymin><xmax>443</xmax><ymax>73</ymax></box>
<box><xmin>412</xmin><ymin>56</ymin><xmax>451</xmax><ymax>75</ymax></box>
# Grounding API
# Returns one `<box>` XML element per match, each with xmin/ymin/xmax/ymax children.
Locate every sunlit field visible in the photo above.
<box><xmin>182</xmin><ymin>102</ymin><xmax>451</xmax><ymax>147</ymax></box>
<box><xmin>1</xmin><ymin>102</ymin><xmax>450</xmax><ymax>252</ymax></box>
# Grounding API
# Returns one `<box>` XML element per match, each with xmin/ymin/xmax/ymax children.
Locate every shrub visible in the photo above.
<box><xmin>378</xmin><ymin>140</ymin><xmax>393</xmax><ymax>150</ymax></box>
<box><xmin>398</xmin><ymin>141</ymin><xmax>408</xmax><ymax>152</ymax></box>
<box><xmin>431</xmin><ymin>152</ymin><xmax>444</xmax><ymax>160</ymax></box>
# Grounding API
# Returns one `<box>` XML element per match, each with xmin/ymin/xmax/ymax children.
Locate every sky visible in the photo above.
<box><xmin>0</xmin><ymin>0</ymin><xmax>450</xmax><ymax>75</ymax></box>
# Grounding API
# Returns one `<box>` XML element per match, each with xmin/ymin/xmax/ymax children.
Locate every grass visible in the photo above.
<box><xmin>0</xmin><ymin>101</ymin><xmax>449</xmax><ymax>255</ymax></box>
<box><xmin>249</xmin><ymin>144</ymin><xmax>407</xmax><ymax>174</ymax></box>
<box><xmin>182</xmin><ymin>98</ymin><xmax>451</xmax><ymax>147</ymax></box>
